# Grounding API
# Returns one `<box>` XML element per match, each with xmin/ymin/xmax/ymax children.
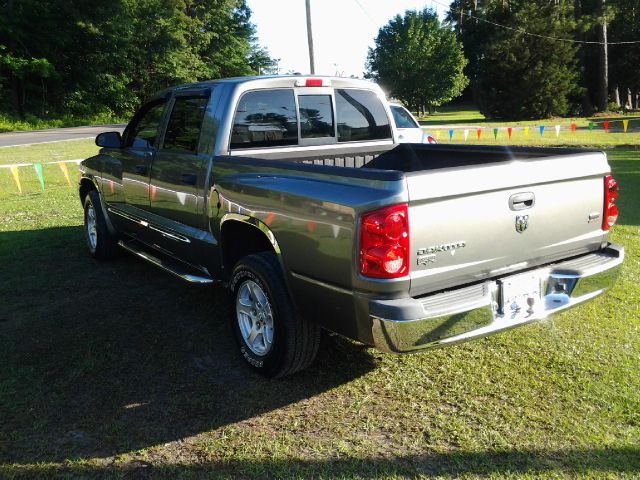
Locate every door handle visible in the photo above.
<box><xmin>134</xmin><ymin>165</ymin><xmax>148</xmax><ymax>175</ymax></box>
<box><xmin>509</xmin><ymin>192</ymin><xmax>535</xmax><ymax>211</ymax></box>
<box><xmin>180</xmin><ymin>173</ymin><xmax>197</xmax><ymax>185</ymax></box>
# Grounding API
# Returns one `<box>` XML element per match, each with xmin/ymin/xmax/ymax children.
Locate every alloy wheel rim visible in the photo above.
<box><xmin>236</xmin><ymin>279</ymin><xmax>274</xmax><ymax>356</ymax></box>
<box><xmin>86</xmin><ymin>204</ymin><xmax>98</xmax><ymax>250</ymax></box>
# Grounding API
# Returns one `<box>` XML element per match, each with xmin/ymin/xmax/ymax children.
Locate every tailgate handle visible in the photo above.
<box><xmin>509</xmin><ymin>192</ymin><xmax>535</xmax><ymax>211</ymax></box>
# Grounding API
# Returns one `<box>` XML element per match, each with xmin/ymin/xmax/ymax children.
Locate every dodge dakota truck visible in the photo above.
<box><xmin>79</xmin><ymin>76</ymin><xmax>624</xmax><ymax>377</ymax></box>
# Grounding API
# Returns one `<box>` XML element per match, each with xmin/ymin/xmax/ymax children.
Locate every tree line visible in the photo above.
<box><xmin>367</xmin><ymin>1</ymin><xmax>640</xmax><ymax>119</ymax></box>
<box><xmin>0</xmin><ymin>0</ymin><xmax>274</xmax><ymax>119</ymax></box>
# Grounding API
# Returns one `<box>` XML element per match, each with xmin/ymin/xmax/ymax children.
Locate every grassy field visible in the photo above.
<box><xmin>0</xmin><ymin>125</ymin><xmax>639</xmax><ymax>479</ymax></box>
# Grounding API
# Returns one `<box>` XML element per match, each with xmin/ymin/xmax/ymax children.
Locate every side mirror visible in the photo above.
<box><xmin>96</xmin><ymin>131</ymin><xmax>122</xmax><ymax>148</ymax></box>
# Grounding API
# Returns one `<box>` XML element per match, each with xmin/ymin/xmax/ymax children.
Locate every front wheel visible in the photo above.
<box><xmin>84</xmin><ymin>189</ymin><xmax>119</xmax><ymax>260</ymax></box>
<box><xmin>229</xmin><ymin>252</ymin><xmax>320</xmax><ymax>377</ymax></box>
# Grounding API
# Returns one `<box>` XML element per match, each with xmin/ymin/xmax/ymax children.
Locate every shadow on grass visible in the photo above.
<box><xmin>0</xmin><ymin>226</ymin><xmax>377</xmax><ymax>464</ymax></box>
<box><xmin>2</xmin><ymin>447</ymin><xmax>639</xmax><ymax>478</ymax></box>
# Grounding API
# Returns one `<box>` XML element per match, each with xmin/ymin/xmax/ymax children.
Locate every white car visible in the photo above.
<box><xmin>389</xmin><ymin>103</ymin><xmax>436</xmax><ymax>144</ymax></box>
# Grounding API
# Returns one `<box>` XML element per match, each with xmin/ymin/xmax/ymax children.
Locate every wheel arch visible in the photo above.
<box><xmin>220</xmin><ymin>214</ymin><xmax>282</xmax><ymax>275</ymax></box>
<box><xmin>79</xmin><ymin>177</ymin><xmax>98</xmax><ymax>205</ymax></box>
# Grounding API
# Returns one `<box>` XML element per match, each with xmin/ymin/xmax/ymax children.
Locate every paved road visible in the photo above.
<box><xmin>0</xmin><ymin>124</ymin><xmax>126</xmax><ymax>148</ymax></box>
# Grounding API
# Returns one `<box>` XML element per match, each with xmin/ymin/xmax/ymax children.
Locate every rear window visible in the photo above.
<box><xmin>335</xmin><ymin>89</ymin><xmax>392</xmax><ymax>142</ymax></box>
<box><xmin>231</xmin><ymin>89</ymin><xmax>298</xmax><ymax>149</ymax></box>
<box><xmin>299</xmin><ymin>95</ymin><xmax>335</xmax><ymax>138</ymax></box>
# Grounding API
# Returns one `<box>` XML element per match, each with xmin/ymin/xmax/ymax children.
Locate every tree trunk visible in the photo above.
<box><xmin>597</xmin><ymin>0</ymin><xmax>608</xmax><ymax>112</ymax></box>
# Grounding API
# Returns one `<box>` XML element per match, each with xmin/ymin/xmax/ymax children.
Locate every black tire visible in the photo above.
<box><xmin>83</xmin><ymin>189</ymin><xmax>119</xmax><ymax>260</ymax></box>
<box><xmin>229</xmin><ymin>252</ymin><xmax>321</xmax><ymax>377</ymax></box>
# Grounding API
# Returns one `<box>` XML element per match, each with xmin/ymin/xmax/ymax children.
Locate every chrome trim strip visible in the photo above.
<box><xmin>108</xmin><ymin>207</ymin><xmax>191</xmax><ymax>243</ymax></box>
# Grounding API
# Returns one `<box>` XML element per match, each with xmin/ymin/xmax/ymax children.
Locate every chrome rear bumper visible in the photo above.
<box><xmin>370</xmin><ymin>244</ymin><xmax>624</xmax><ymax>353</ymax></box>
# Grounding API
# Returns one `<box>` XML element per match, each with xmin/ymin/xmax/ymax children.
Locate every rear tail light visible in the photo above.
<box><xmin>603</xmin><ymin>174</ymin><xmax>619</xmax><ymax>231</ymax></box>
<box><xmin>359</xmin><ymin>204</ymin><xmax>409</xmax><ymax>279</ymax></box>
<box><xmin>425</xmin><ymin>135</ymin><xmax>437</xmax><ymax>144</ymax></box>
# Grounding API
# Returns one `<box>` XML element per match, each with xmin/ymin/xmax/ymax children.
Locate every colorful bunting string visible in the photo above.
<box><xmin>539</xmin><ymin>126</ymin><xmax>545</xmax><ymax>137</ymax></box>
<box><xmin>554</xmin><ymin>125</ymin><xmax>561</xmax><ymax>137</ymax></box>
<box><xmin>463</xmin><ymin>129</ymin><xmax>469</xmax><ymax>141</ymax></box>
<box><xmin>623</xmin><ymin>120</ymin><xmax>629</xmax><ymax>133</ymax></box>
<box><xmin>1</xmin><ymin>159</ymin><xmax>82</xmax><ymax>194</ymax></box>
<box><xmin>507</xmin><ymin>127</ymin><xmax>512</xmax><ymax>139</ymax></box>
<box><xmin>493</xmin><ymin>128</ymin><xmax>498</xmax><ymax>140</ymax></box>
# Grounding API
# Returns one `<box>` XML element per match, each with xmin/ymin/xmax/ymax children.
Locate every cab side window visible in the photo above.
<box><xmin>335</xmin><ymin>89</ymin><xmax>392</xmax><ymax>142</ymax></box>
<box><xmin>231</xmin><ymin>89</ymin><xmax>298</xmax><ymax>149</ymax></box>
<box><xmin>124</xmin><ymin>101</ymin><xmax>166</xmax><ymax>149</ymax></box>
<box><xmin>163</xmin><ymin>96</ymin><xmax>208</xmax><ymax>154</ymax></box>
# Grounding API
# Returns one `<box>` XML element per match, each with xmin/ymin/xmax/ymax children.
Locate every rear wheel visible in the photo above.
<box><xmin>229</xmin><ymin>252</ymin><xmax>320</xmax><ymax>377</ymax></box>
<box><xmin>84</xmin><ymin>189</ymin><xmax>119</xmax><ymax>260</ymax></box>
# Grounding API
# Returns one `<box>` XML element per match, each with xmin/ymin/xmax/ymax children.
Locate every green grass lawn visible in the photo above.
<box><xmin>0</xmin><ymin>133</ymin><xmax>638</xmax><ymax>479</ymax></box>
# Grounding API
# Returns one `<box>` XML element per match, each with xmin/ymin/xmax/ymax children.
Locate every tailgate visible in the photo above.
<box><xmin>406</xmin><ymin>151</ymin><xmax>610</xmax><ymax>297</ymax></box>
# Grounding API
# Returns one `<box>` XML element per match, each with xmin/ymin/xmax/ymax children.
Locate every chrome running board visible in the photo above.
<box><xmin>117</xmin><ymin>239</ymin><xmax>215</xmax><ymax>284</ymax></box>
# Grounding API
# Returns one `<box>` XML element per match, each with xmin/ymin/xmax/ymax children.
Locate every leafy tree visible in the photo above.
<box><xmin>0</xmin><ymin>0</ymin><xmax>273</xmax><ymax>118</ymax></box>
<box><xmin>609</xmin><ymin>0</ymin><xmax>640</xmax><ymax>109</ymax></box>
<box><xmin>366</xmin><ymin>8</ymin><xmax>468</xmax><ymax>114</ymax></box>
<box><xmin>448</xmin><ymin>0</ymin><xmax>582</xmax><ymax>119</ymax></box>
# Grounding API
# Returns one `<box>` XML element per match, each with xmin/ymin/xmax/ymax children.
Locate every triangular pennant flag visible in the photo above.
<box><xmin>463</xmin><ymin>129</ymin><xmax>469</xmax><ymax>141</ymax></box>
<box><xmin>306</xmin><ymin>221</ymin><xmax>316</xmax><ymax>233</ymax></box>
<box><xmin>493</xmin><ymin>128</ymin><xmax>498</xmax><ymax>140</ymax></box>
<box><xmin>623</xmin><ymin>120</ymin><xmax>629</xmax><ymax>133</ymax></box>
<box><xmin>507</xmin><ymin>127</ymin><xmax>512</xmax><ymax>139</ymax></box>
<box><xmin>149</xmin><ymin>184</ymin><xmax>157</xmax><ymax>200</ymax></box>
<box><xmin>476</xmin><ymin>128</ymin><xmax>482</xmax><ymax>140</ymax></box>
<box><xmin>603</xmin><ymin>120</ymin><xmax>609</xmax><ymax>132</ymax></box>
<box><xmin>177</xmin><ymin>192</ymin><xmax>187</xmax><ymax>205</ymax></box>
<box><xmin>539</xmin><ymin>126</ymin><xmax>545</xmax><ymax>137</ymax></box>
<box><xmin>109</xmin><ymin>180</ymin><xmax>115</xmax><ymax>194</ymax></box>
<box><xmin>588</xmin><ymin>122</ymin><xmax>593</xmax><ymax>131</ymax></box>
<box><xmin>435</xmin><ymin>130</ymin><xmax>441</xmax><ymax>140</ymax></box>
<box><xmin>10</xmin><ymin>166</ymin><xmax>22</xmax><ymax>194</ymax></box>
<box><xmin>265</xmin><ymin>212</ymin><xmax>275</xmax><ymax>226</ymax></box>
<box><xmin>331</xmin><ymin>225</ymin><xmax>340</xmax><ymax>239</ymax></box>
<box><xmin>449</xmin><ymin>129</ymin><xmax>453</xmax><ymax>141</ymax></box>
<box><xmin>58</xmin><ymin>163</ymin><xmax>71</xmax><ymax>186</ymax></box>
<box><xmin>33</xmin><ymin>163</ymin><xmax>45</xmax><ymax>191</ymax></box>
<box><xmin>554</xmin><ymin>125</ymin><xmax>561</xmax><ymax>137</ymax></box>
<box><xmin>571</xmin><ymin>123</ymin><xmax>576</xmax><ymax>134</ymax></box>
<box><xmin>524</xmin><ymin>127</ymin><xmax>529</xmax><ymax>137</ymax></box>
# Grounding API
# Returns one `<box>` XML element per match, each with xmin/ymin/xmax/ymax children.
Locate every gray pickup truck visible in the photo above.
<box><xmin>79</xmin><ymin>76</ymin><xmax>624</xmax><ymax>377</ymax></box>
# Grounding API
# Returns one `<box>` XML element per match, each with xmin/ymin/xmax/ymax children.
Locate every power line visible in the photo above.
<box><xmin>429</xmin><ymin>0</ymin><xmax>640</xmax><ymax>45</ymax></box>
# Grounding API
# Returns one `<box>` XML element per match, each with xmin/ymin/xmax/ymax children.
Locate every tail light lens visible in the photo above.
<box><xmin>603</xmin><ymin>175</ymin><xmax>619</xmax><ymax>231</ymax></box>
<box><xmin>359</xmin><ymin>204</ymin><xmax>409</xmax><ymax>278</ymax></box>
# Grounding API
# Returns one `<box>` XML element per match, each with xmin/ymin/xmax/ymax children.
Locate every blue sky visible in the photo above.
<box><xmin>245</xmin><ymin>0</ymin><xmax>445</xmax><ymax>77</ymax></box>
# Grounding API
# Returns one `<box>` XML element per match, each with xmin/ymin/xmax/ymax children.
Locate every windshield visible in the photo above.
<box><xmin>391</xmin><ymin>105</ymin><xmax>420</xmax><ymax>129</ymax></box>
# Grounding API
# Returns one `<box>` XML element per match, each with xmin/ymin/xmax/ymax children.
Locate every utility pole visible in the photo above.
<box><xmin>305</xmin><ymin>0</ymin><xmax>315</xmax><ymax>74</ymax></box>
